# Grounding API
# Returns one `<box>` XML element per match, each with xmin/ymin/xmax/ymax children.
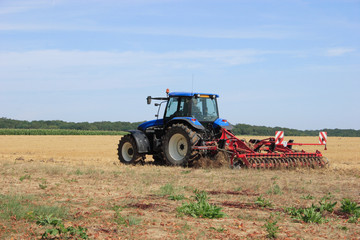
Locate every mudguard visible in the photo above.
<box><xmin>213</xmin><ymin>118</ymin><xmax>233</xmax><ymax>130</ymax></box>
<box><xmin>127</xmin><ymin>130</ymin><xmax>150</xmax><ymax>153</ymax></box>
<box><xmin>167</xmin><ymin>117</ymin><xmax>205</xmax><ymax>131</ymax></box>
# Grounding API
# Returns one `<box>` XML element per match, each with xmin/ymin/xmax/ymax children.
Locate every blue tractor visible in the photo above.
<box><xmin>117</xmin><ymin>89</ymin><xmax>232</xmax><ymax>166</ymax></box>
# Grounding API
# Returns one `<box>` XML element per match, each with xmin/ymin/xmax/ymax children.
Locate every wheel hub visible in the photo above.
<box><xmin>122</xmin><ymin>142</ymin><xmax>134</xmax><ymax>162</ymax></box>
<box><xmin>169</xmin><ymin>133</ymin><xmax>188</xmax><ymax>161</ymax></box>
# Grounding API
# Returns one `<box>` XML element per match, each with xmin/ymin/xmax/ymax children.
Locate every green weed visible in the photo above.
<box><xmin>255</xmin><ymin>195</ymin><xmax>273</xmax><ymax>208</ymax></box>
<box><xmin>176</xmin><ymin>190</ymin><xmax>226</xmax><ymax>219</ymax></box>
<box><xmin>300</xmin><ymin>194</ymin><xmax>315</xmax><ymax>200</ymax></box>
<box><xmin>36</xmin><ymin>214</ymin><xmax>62</xmax><ymax>226</ymax></box>
<box><xmin>301</xmin><ymin>208</ymin><xmax>327</xmax><ymax>223</ymax></box>
<box><xmin>39</xmin><ymin>178</ymin><xmax>48</xmax><ymax>190</ymax></box>
<box><xmin>312</xmin><ymin>193</ymin><xmax>337</xmax><ymax>213</ymax></box>
<box><xmin>340</xmin><ymin>198</ymin><xmax>360</xmax><ymax>214</ymax></box>
<box><xmin>286</xmin><ymin>206</ymin><xmax>327</xmax><ymax>223</ymax></box>
<box><xmin>168</xmin><ymin>194</ymin><xmax>186</xmax><ymax>201</ymax></box>
<box><xmin>37</xmin><ymin>215</ymin><xmax>88</xmax><ymax>239</ymax></box>
<box><xmin>19</xmin><ymin>174</ymin><xmax>31</xmax><ymax>181</ymax></box>
<box><xmin>340</xmin><ymin>199</ymin><xmax>360</xmax><ymax>223</ymax></box>
<box><xmin>348</xmin><ymin>212</ymin><xmax>360</xmax><ymax>223</ymax></box>
<box><xmin>263</xmin><ymin>214</ymin><xmax>279</xmax><ymax>239</ymax></box>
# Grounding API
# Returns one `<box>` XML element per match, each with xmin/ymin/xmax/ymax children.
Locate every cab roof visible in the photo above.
<box><xmin>169</xmin><ymin>92</ymin><xmax>219</xmax><ymax>98</ymax></box>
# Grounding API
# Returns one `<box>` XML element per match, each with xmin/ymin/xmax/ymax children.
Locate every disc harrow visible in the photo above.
<box><xmin>193</xmin><ymin>128</ymin><xmax>329</xmax><ymax>169</ymax></box>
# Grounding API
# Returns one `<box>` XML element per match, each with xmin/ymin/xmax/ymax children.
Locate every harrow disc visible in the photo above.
<box><xmin>238</xmin><ymin>156</ymin><xmax>328</xmax><ymax>169</ymax></box>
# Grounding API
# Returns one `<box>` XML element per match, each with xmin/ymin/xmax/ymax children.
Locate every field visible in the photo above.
<box><xmin>1</xmin><ymin>135</ymin><xmax>360</xmax><ymax>239</ymax></box>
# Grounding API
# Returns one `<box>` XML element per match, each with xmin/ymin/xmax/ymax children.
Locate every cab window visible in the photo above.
<box><xmin>165</xmin><ymin>97</ymin><xmax>190</xmax><ymax>118</ymax></box>
<box><xmin>191</xmin><ymin>97</ymin><xmax>218</xmax><ymax>121</ymax></box>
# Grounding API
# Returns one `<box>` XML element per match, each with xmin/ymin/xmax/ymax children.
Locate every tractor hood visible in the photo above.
<box><xmin>138</xmin><ymin>119</ymin><xmax>164</xmax><ymax>131</ymax></box>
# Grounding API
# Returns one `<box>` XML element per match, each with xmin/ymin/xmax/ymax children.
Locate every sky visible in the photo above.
<box><xmin>0</xmin><ymin>0</ymin><xmax>359</xmax><ymax>130</ymax></box>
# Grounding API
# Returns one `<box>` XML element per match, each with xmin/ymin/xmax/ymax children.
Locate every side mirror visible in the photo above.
<box><xmin>147</xmin><ymin>96</ymin><xmax>152</xmax><ymax>105</ymax></box>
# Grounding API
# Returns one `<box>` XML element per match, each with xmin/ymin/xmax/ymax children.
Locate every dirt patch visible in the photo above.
<box><xmin>208</xmin><ymin>189</ymin><xmax>259</xmax><ymax>196</ymax></box>
<box><xmin>193</xmin><ymin>152</ymin><xmax>229</xmax><ymax>169</ymax></box>
<box><xmin>126</xmin><ymin>203</ymin><xmax>157</xmax><ymax>210</ymax></box>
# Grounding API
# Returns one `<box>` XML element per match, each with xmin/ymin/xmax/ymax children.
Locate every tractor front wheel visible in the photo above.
<box><xmin>163</xmin><ymin>124</ymin><xmax>199</xmax><ymax>166</ymax></box>
<box><xmin>118</xmin><ymin>134</ymin><xmax>143</xmax><ymax>164</ymax></box>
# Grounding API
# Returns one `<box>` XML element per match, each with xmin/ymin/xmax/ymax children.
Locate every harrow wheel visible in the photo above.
<box><xmin>117</xmin><ymin>134</ymin><xmax>144</xmax><ymax>165</ymax></box>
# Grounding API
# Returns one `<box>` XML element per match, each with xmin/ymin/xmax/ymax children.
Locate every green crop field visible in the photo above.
<box><xmin>0</xmin><ymin>129</ymin><xmax>127</xmax><ymax>136</ymax></box>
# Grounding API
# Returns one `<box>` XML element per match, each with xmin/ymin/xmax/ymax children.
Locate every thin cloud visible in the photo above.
<box><xmin>0</xmin><ymin>23</ymin><xmax>295</xmax><ymax>40</ymax></box>
<box><xmin>0</xmin><ymin>49</ymin><xmax>274</xmax><ymax>92</ymax></box>
<box><xmin>0</xmin><ymin>0</ymin><xmax>51</xmax><ymax>15</ymax></box>
<box><xmin>325</xmin><ymin>47</ymin><xmax>356</xmax><ymax>56</ymax></box>
<box><xmin>0</xmin><ymin>49</ymin><xmax>273</xmax><ymax>68</ymax></box>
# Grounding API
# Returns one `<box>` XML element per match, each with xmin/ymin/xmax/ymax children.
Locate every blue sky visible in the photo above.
<box><xmin>0</xmin><ymin>0</ymin><xmax>359</xmax><ymax>130</ymax></box>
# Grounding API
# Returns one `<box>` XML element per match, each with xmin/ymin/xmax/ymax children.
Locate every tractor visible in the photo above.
<box><xmin>117</xmin><ymin>89</ymin><xmax>328</xmax><ymax>168</ymax></box>
<box><xmin>118</xmin><ymin>89</ymin><xmax>231</xmax><ymax>166</ymax></box>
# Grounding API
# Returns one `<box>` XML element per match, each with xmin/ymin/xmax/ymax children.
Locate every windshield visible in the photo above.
<box><xmin>191</xmin><ymin>97</ymin><xmax>219</xmax><ymax>122</ymax></box>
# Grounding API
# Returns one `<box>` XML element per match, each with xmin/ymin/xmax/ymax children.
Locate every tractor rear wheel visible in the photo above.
<box><xmin>118</xmin><ymin>134</ymin><xmax>143</xmax><ymax>164</ymax></box>
<box><xmin>163</xmin><ymin>124</ymin><xmax>199</xmax><ymax>166</ymax></box>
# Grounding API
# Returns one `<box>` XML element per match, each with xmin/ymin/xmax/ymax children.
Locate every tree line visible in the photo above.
<box><xmin>0</xmin><ymin>117</ymin><xmax>359</xmax><ymax>137</ymax></box>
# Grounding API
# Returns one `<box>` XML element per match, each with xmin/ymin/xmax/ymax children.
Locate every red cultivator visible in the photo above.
<box><xmin>194</xmin><ymin>129</ymin><xmax>329</xmax><ymax>169</ymax></box>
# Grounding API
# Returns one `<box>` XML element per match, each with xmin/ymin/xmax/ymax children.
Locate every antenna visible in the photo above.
<box><xmin>191</xmin><ymin>74</ymin><xmax>194</xmax><ymax>93</ymax></box>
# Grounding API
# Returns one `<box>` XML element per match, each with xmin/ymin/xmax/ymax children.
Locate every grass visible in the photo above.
<box><xmin>113</xmin><ymin>207</ymin><xmax>141</xmax><ymax>227</ymax></box>
<box><xmin>267</xmin><ymin>182</ymin><xmax>283</xmax><ymax>195</ymax></box>
<box><xmin>0</xmin><ymin>194</ymin><xmax>67</xmax><ymax>221</ymax></box>
<box><xmin>159</xmin><ymin>183</ymin><xmax>175</xmax><ymax>196</ymax></box>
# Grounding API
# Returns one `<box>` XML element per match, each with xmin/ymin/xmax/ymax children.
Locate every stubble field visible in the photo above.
<box><xmin>0</xmin><ymin>135</ymin><xmax>360</xmax><ymax>239</ymax></box>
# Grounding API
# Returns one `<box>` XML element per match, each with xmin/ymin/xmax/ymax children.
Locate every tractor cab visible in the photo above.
<box><xmin>164</xmin><ymin>92</ymin><xmax>219</xmax><ymax>124</ymax></box>
<box><xmin>142</xmin><ymin>90</ymin><xmax>231</xmax><ymax>133</ymax></box>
